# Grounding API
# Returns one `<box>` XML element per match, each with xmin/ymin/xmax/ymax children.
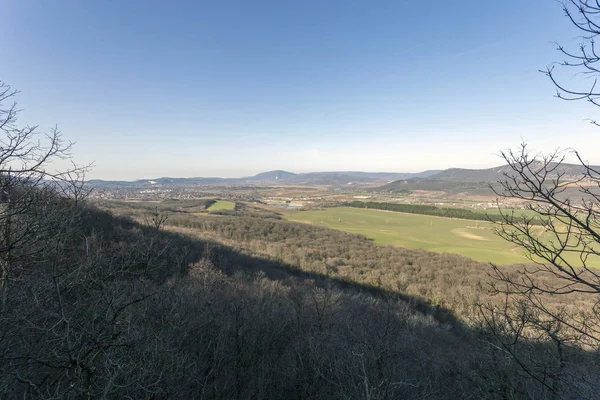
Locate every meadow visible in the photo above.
<box><xmin>207</xmin><ymin>200</ymin><xmax>236</xmax><ymax>211</ymax></box>
<box><xmin>286</xmin><ymin>207</ymin><xmax>530</xmax><ymax>264</ymax></box>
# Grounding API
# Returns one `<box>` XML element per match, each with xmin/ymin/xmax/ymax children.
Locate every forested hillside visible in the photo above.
<box><xmin>0</xmin><ymin>197</ymin><xmax>536</xmax><ymax>398</ymax></box>
<box><xmin>51</xmin><ymin>198</ymin><xmax>593</xmax><ymax>399</ymax></box>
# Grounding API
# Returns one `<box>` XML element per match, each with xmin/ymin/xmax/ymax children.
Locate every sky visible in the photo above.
<box><xmin>2</xmin><ymin>0</ymin><xmax>599</xmax><ymax>180</ymax></box>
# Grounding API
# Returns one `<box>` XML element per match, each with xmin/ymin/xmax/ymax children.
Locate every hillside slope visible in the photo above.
<box><xmin>377</xmin><ymin>161</ymin><xmax>600</xmax><ymax>195</ymax></box>
<box><xmin>4</xmin><ymin>194</ymin><xmax>598</xmax><ymax>398</ymax></box>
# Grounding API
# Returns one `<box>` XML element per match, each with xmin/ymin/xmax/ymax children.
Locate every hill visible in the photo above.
<box><xmin>88</xmin><ymin>162</ymin><xmax>600</xmax><ymax>190</ymax></box>
<box><xmin>246</xmin><ymin>170</ymin><xmax>297</xmax><ymax>182</ymax></box>
<box><xmin>377</xmin><ymin>161</ymin><xmax>600</xmax><ymax>195</ymax></box>
<box><xmin>432</xmin><ymin>162</ymin><xmax>596</xmax><ymax>182</ymax></box>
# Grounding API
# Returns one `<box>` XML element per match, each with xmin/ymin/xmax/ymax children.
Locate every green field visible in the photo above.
<box><xmin>477</xmin><ymin>207</ymin><xmax>541</xmax><ymax>219</ymax></box>
<box><xmin>207</xmin><ymin>200</ymin><xmax>236</xmax><ymax>211</ymax></box>
<box><xmin>286</xmin><ymin>207</ymin><xmax>530</xmax><ymax>264</ymax></box>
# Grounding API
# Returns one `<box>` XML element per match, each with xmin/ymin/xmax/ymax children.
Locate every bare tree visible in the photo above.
<box><xmin>0</xmin><ymin>83</ymin><xmax>181</xmax><ymax>397</ymax></box>
<box><xmin>478</xmin><ymin>143</ymin><xmax>600</xmax><ymax>398</ymax></box>
<box><xmin>544</xmin><ymin>0</ymin><xmax>600</xmax><ymax>123</ymax></box>
<box><xmin>488</xmin><ymin>0</ymin><xmax>600</xmax><ymax>347</ymax></box>
<box><xmin>476</xmin><ymin>3</ymin><xmax>600</xmax><ymax>396</ymax></box>
<box><xmin>0</xmin><ymin>82</ymin><xmax>91</xmax><ymax>312</ymax></box>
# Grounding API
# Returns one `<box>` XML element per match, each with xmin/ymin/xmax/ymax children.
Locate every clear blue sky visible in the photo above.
<box><xmin>2</xmin><ymin>0</ymin><xmax>598</xmax><ymax>179</ymax></box>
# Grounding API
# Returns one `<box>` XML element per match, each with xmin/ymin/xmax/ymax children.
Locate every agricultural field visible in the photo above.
<box><xmin>207</xmin><ymin>200</ymin><xmax>236</xmax><ymax>211</ymax></box>
<box><xmin>286</xmin><ymin>207</ymin><xmax>530</xmax><ymax>264</ymax></box>
<box><xmin>476</xmin><ymin>207</ymin><xmax>541</xmax><ymax>219</ymax></box>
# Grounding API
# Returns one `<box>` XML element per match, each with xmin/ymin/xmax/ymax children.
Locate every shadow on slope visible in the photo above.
<box><xmin>3</xmin><ymin>204</ymin><xmax>593</xmax><ymax>399</ymax></box>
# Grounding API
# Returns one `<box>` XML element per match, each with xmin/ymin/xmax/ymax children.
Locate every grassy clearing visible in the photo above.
<box><xmin>207</xmin><ymin>200</ymin><xmax>236</xmax><ymax>211</ymax></box>
<box><xmin>286</xmin><ymin>207</ymin><xmax>529</xmax><ymax>264</ymax></box>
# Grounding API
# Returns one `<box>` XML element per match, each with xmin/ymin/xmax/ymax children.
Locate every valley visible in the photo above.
<box><xmin>90</xmin><ymin>162</ymin><xmax>599</xmax><ymax>266</ymax></box>
<box><xmin>6</xmin><ymin>1</ymin><xmax>600</xmax><ymax>395</ymax></box>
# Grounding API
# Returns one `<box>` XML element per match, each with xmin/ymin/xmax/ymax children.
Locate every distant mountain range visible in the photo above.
<box><xmin>87</xmin><ymin>169</ymin><xmax>442</xmax><ymax>188</ymax></box>
<box><xmin>87</xmin><ymin>162</ymin><xmax>599</xmax><ymax>190</ymax></box>
<box><xmin>377</xmin><ymin>162</ymin><xmax>600</xmax><ymax>195</ymax></box>
<box><xmin>428</xmin><ymin>162</ymin><xmax>594</xmax><ymax>182</ymax></box>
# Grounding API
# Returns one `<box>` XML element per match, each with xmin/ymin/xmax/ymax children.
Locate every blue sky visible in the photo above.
<box><xmin>2</xmin><ymin>0</ymin><xmax>598</xmax><ymax>179</ymax></box>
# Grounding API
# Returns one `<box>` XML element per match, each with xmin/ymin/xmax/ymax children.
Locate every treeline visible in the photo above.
<box><xmin>344</xmin><ymin>200</ymin><xmax>536</xmax><ymax>224</ymax></box>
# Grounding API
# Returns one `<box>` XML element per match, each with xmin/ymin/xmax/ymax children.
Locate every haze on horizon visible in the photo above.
<box><xmin>2</xmin><ymin>0</ymin><xmax>599</xmax><ymax>181</ymax></box>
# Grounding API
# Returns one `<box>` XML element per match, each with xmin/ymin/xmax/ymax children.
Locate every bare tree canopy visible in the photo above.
<box><xmin>0</xmin><ymin>82</ymin><xmax>90</xmax><ymax>311</ymax></box>
<box><xmin>0</xmin><ymin>82</ymin><xmax>90</xmax><ymax>192</ymax></box>
<box><xmin>474</xmin><ymin>3</ymin><xmax>600</xmax><ymax>395</ymax></box>
<box><xmin>544</xmin><ymin>1</ymin><xmax>600</xmax><ymax>122</ymax></box>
